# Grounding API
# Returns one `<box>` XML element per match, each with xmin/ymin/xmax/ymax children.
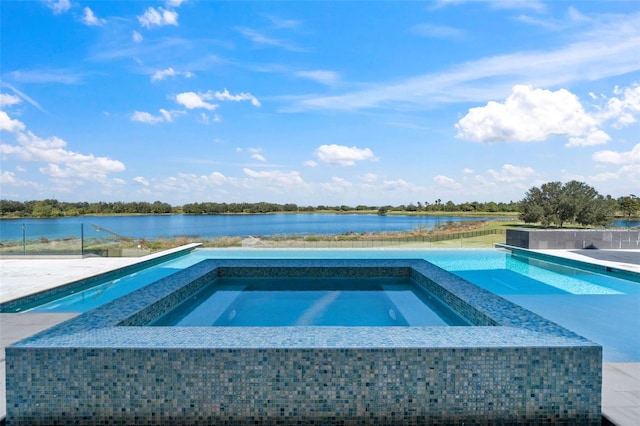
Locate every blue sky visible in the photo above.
<box><xmin>1</xmin><ymin>0</ymin><xmax>639</xmax><ymax>206</ymax></box>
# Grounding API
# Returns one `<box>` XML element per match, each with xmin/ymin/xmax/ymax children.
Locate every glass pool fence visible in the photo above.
<box><xmin>0</xmin><ymin>223</ymin><xmax>507</xmax><ymax>257</ymax></box>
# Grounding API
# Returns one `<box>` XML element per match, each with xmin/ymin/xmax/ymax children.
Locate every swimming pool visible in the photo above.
<box><xmin>6</xmin><ymin>258</ymin><xmax>601</xmax><ymax>424</ymax></box>
<box><xmin>6</xmin><ymin>248</ymin><xmax>639</xmax><ymax>361</ymax></box>
<box><xmin>149</xmin><ymin>275</ymin><xmax>471</xmax><ymax>327</ymax></box>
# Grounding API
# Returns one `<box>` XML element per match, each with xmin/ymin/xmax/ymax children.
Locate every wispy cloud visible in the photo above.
<box><xmin>0</xmin><ymin>82</ymin><xmax>48</xmax><ymax>113</ymax></box>
<box><xmin>262</xmin><ymin>14</ymin><xmax>303</xmax><ymax>30</ymax></box>
<box><xmin>235</xmin><ymin>27</ymin><xmax>307</xmax><ymax>52</ymax></box>
<box><xmin>289</xmin><ymin>12</ymin><xmax>640</xmax><ymax>112</ymax></box>
<box><xmin>411</xmin><ymin>23</ymin><xmax>465</xmax><ymax>39</ymax></box>
<box><xmin>295</xmin><ymin>70</ymin><xmax>340</xmax><ymax>86</ymax></box>
<box><xmin>174</xmin><ymin>89</ymin><xmax>261</xmax><ymax>110</ymax></box>
<box><xmin>516</xmin><ymin>6</ymin><xmax>591</xmax><ymax>30</ymax></box>
<box><xmin>435</xmin><ymin>0</ymin><xmax>546</xmax><ymax>12</ymax></box>
<box><xmin>131</xmin><ymin>109</ymin><xmax>184</xmax><ymax>124</ymax></box>
<box><xmin>151</xmin><ymin>67</ymin><xmax>193</xmax><ymax>82</ymax></box>
<box><xmin>5</xmin><ymin>68</ymin><xmax>85</xmax><ymax>85</ymax></box>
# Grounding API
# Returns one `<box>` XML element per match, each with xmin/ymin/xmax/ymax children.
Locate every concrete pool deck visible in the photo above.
<box><xmin>0</xmin><ymin>247</ymin><xmax>638</xmax><ymax>424</ymax></box>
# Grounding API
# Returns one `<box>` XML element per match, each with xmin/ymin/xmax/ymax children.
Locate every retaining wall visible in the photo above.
<box><xmin>506</xmin><ymin>229</ymin><xmax>640</xmax><ymax>250</ymax></box>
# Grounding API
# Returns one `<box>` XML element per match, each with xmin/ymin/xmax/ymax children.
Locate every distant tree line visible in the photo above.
<box><xmin>1</xmin><ymin>181</ymin><xmax>638</xmax><ymax>226</ymax></box>
<box><xmin>0</xmin><ymin>199</ymin><xmax>174</xmax><ymax>218</ymax></box>
<box><xmin>0</xmin><ymin>198</ymin><xmax>520</xmax><ymax>218</ymax></box>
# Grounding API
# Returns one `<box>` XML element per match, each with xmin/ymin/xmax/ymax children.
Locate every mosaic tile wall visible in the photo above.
<box><xmin>506</xmin><ymin>229</ymin><xmax>640</xmax><ymax>250</ymax></box>
<box><xmin>6</xmin><ymin>259</ymin><xmax>602</xmax><ymax>425</ymax></box>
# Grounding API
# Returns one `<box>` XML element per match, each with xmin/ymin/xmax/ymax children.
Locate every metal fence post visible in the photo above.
<box><xmin>22</xmin><ymin>223</ymin><xmax>26</xmax><ymax>255</ymax></box>
<box><xmin>81</xmin><ymin>223</ymin><xmax>84</xmax><ymax>257</ymax></box>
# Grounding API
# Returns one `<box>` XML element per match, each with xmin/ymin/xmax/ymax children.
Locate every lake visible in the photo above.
<box><xmin>1</xmin><ymin>214</ymin><xmax>636</xmax><ymax>242</ymax></box>
<box><xmin>1</xmin><ymin>214</ymin><xmax>505</xmax><ymax>241</ymax></box>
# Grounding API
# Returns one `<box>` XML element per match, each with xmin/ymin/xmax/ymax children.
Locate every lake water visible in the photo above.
<box><xmin>1</xmin><ymin>214</ymin><xmax>503</xmax><ymax>241</ymax></box>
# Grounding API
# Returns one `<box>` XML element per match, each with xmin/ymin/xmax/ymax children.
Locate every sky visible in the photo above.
<box><xmin>1</xmin><ymin>0</ymin><xmax>639</xmax><ymax>207</ymax></box>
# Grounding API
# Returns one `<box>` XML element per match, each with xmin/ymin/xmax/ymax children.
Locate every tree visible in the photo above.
<box><xmin>519</xmin><ymin>180</ymin><xmax>613</xmax><ymax>227</ymax></box>
<box><xmin>619</xmin><ymin>195</ymin><xmax>640</xmax><ymax>218</ymax></box>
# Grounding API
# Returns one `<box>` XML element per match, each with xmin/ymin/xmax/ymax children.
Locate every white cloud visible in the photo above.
<box><xmin>295</xmin><ymin>70</ymin><xmax>340</xmax><ymax>86</ymax></box>
<box><xmin>593</xmin><ymin>144</ymin><xmax>640</xmax><ymax>165</ymax></box>
<box><xmin>455</xmin><ymin>85</ymin><xmax>608</xmax><ymax>146</ymax></box>
<box><xmin>251</xmin><ymin>153</ymin><xmax>266</xmax><ymax>162</ymax></box>
<box><xmin>433</xmin><ymin>175</ymin><xmax>457</xmax><ymax>186</ymax></box>
<box><xmin>589</xmin><ymin>172</ymin><xmax>619</xmax><ymax>183</ymax></box>
<box><xmin>589</xmin><ymin>145</ymin><xmax>640</xmax><ymax>187</ymax></box>
<box><xmin>131</xmin><ymin>109</ymin><xmax>183</xmax><ymax>124</ymax></box>
<box><xmin>243</xmin><ymin>168</ymin><xmax>305</xmax><ymax>187</ymax></box>
<box><xmin>1</xmin><ymin>131</ymin><xmax>125</xmax><ymax>182</ymax></box>
<box><xmin>134</xmin><ymin>176</ymin><xmax>150</xmax><ymax>186</ymax></box>
<box><xmin>595</xmin><ymin>84</ymin><xmax>640</xmax><ymax>128</ymax></box>
<box><xmin>82</xmin><ymin>7</ymin><xmax>106</xmax><ymax>26</ymax></box>
<box><xmin>174</xmin><ymin>89</ymin><xmax>260</xmax><ymax>111</ymax></box>
<box><xmin>132</xmin><ymin>30</ymin><xmax>143</xmax><ymax>43</ymax></box>
<box><xmin>320</xmin><ymin>177</ymin><xmax>353</xmax><ymax>193</ymax></box>
<box><xmin>304</xmin><ymin>160</ymin><xmax>318</xmax><ymax>167</ymax></box>
<box><xmin>381</xmin><ymin>179</ymin><xmax>413</xmax><ymax>191</ymax></box>
<box><xmin>486</xmin><ymin>164</ymin><xmax>535</xmax><ymax>182</ymax></box>
<box><xmin>151</xmin><ymin>67</ymin><xmax>193</xmax><ymax>82</ymax></box>
<box><xmin>131</xmin><ymin>111</ymin><xmax>163</xmax><ymax>124</ymax></box>
<box><xmin>0</xmin><ymin>93</ymin><xmax>21</xmax><ymax>107</ymax></box>
<box><xmin>214</xmin><ymin>89</ymin><xmax>261</xmax><ymax>107</ymax></box>
<box><xmin>360</xmin><ymin>173</ymin><xmax>378</xmax><ymax>183</ymax></box>
<box><xmin>160</xmin><ymin>109</ymin><xmax>183</xmax><ymax>122</ymax></box>
<box><xmin>314</xmin><ymin>144</ymin><xmax>376</xmax><ymax>166</ymax></box>
<box><xmin>175</xmin><ymin>92</ymin><xmax>218</xmax><ymax>110</ymax></box>
<box><xmin>0</xmin><ymin>111</ymin><xmax>26</xmax><ymax>132</ymax></box>
<box><xmin>166</xmin><ymin>0</ymin><xmax>187</xmax><ymax>7</ymax></box>
<box><xmin>45</xmin><ymin>0</ymin><xmax>71</xmax><ymax>15</ymax></box>
<box><xmin>0</xmin><ymin>171</ymin><xmax>17</xmax><ymax>184</ymax></box>
<box><xmin>566</xmin><ymin>130</ymin><xmax>611</xmax><ymax>148</ymax></box>
<box><xmin>138</xmin><ymin>7</ymin><xmax>179</xmax><ymax>29</ymax></box>
<box><xmin>0</xmin><ymin>171</ymin><xmax>39</xmax><ymax>188</ymax></box>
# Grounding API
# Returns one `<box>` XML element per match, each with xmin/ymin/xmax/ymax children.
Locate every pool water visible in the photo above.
<box><xmin>24</xmin><ymin>248</ymin><xmax>639</xmax><ymax>362</ymax></box>
<box><xmin>149</xmin><ymin>276</ymin><xmax>471</xmax><ymax>327</ymax></box>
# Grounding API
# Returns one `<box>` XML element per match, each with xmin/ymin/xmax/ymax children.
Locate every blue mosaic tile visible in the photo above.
<box><xmin>6</xmin><ymin>258</ymin><xmax>602</xmax><ymax>425</ymax></box>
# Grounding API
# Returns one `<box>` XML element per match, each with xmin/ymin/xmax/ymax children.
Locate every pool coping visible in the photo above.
<box><xmin>0</xmin><ymin>243</ymin><xmax>202</xmax><ymax>313</ymax></box>
<box><xmin>496</xmin><ymin>244</ymin><xmax>640</xmax><ymax>283</ymax></box>
<box><xmin>10</xmin><ymin>258</ymin><xmax>599</xmax><ymax>351</ymax></box>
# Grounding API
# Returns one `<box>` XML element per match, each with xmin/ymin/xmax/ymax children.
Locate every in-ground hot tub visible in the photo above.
<box><xmin>6</xmin><ymin>259</ymin><xmax>602</xmax><ymax>425</ymax></box>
